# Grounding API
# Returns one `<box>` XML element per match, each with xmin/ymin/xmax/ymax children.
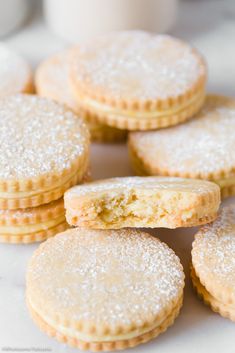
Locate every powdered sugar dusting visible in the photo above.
<box><xmin>193</xmin><ymin>205</ymin><xmax>235</xmax><ymax>294</ymax></box>
<box><xmin>0</xmin><ymin>43</ymin><xmax>31</xmax><ymax>97</ymax></box>
<box><xmin>74</xmin><ymin>31</ymin><xmax>205</xmax><ymax>100</ymax></box>
<box><xmin>66</xmin><ymin>176</ymin><xmax>217</xmax><ymax>198</ymax></box>
<box><xmin>131</xmin><ymin>97</ymin><xmax>235</xmax><ymax>177</ymax></box>
<box><xmin>0</xmin><ymin>95</ymin><xmax>89</xmax><ymax>179</ymax></box>
<box><xmin>28</xmin><ymin>228</ymin><xmax>184</xmax><ymax>327</ymax></box>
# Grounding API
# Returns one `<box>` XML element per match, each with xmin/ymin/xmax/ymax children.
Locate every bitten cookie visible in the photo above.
<box><xmin>0</xmin><ymin>198</ymin><xmax>68</xmax><ymax>244</ymax></box>
<box><xmin>35</xmin><ymin>50</ymin><xmax>127</xmax><ymax>143</ymax></box>
<box><xmin>0</xmin><ymin>94</ymin><xmax>90</xmax><ymax>209</ymax></box>
<box><xmin>129</xmin><ymin>95</ymin><xmax>235</xmax><ymax>198</ymax></box>
<box><xmin>64</xmin><ymin>176</ymin><xmax>220</xmax><ymax>229</ymax></box>
<box><xmin>0</xmin><ymin>42</ymin><xmax>33</xmax><ymax>96</ymax></box>
<box><xmin>26</xmin><ymin>228</ymin><xmax>185</xmax><ymax>351</ymax></box>
<box><xmin>191</xmin><ymin>204</ymin><xmax>235</xmax><ymax>321</ymax></box>
<box><xmin>70</xmin><ymin>31</ymin><xmax>207</xmax><ymax>131</ymax></box>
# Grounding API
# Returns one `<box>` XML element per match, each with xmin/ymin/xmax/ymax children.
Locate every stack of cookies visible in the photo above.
<box><xmin>26</xmin><ymin>175</ymin><xmax>221</xmax><ymax>350</ymax></box>
<box><xmin>0</xmin><ymin>94</ymin><xmax>89</xmax><ymax>243</ymax></box>
<box><xmin>2</xmin><ymin>30</ymin><xmax>232</xmax><ymax>350</ymax></box>
<box><xmin>35</xmin><ymin>31</ymin><xmax>206</xmax><ymax>143</ymax></box>
<box><xmin>191</xmin><ymin>205</ymin><xmax>235</xmax><ymax>321</ymax></box>
<box><xmin>34</xmin><ymin>31</ymin><xmax>235</xmax><ymax>198</ymax></box>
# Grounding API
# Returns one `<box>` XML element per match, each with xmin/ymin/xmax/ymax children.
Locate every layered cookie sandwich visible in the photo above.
<box><xmin>129</xmin><ymin>95</ymin><xmax>235</xmax><ymax>198</ymax></box>
<box><xmin>191</xmin><ymin>204</ymin><xmax>235</xmax><ymax>321</ymax></box>
<box><xmin>0</xmin><ymin>198</ymin><xmax>67</xmax><ymax>244</ymax></box>
<box><xmin>70</xmin><ymin>31</ymin><xmax>207</xmax><ymax>131</ymax></box>
<box><xmin>0</xmin><ymin>94</ymin><xmax>90</xmax><ymax>243</ymax></box>
<box><xmin>26</xmin><ymin>228</ymin><xmax>185</xmax><ymax>350</ymax></box>
<box><xmin>0</xmin><ymin>94</ymin><xmax>89</xmax><ymax>209</ymax></box>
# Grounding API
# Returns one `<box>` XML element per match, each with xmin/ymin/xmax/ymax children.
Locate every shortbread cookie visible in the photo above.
<box><xmin>70</xmin><ymin>31</ymin><xmax>207</xmax><ymax>131</ymax></box>
<box><xmin>64</xmin><ymin>176</ymin><xmax>220</xmax><ymax>229</ymax></box>
<box><xmin>191</xmin><ymin>266</ymin><xmax>235</xmax><ymax>321</ymax></box>
<box><xmin>0</xmin><ymin>198</ymin><xmax>68</xmax><ymax>244</ymax></box>
<box><xmin>0</xmin><ymin>94</ymin><xmax>89</xmax><ymax>210</ymax></box>
<box><xmin>0</xmin><ymin>43</ymin><xmax>33</xmax><ymax>97</ymax></box>
<box><xmin>35</xmin><ymin>50</ymin><xmax>127</xmax><ymax>143</ymax></box>
<box><xmin>191</xmin><ymin>205</ymin><xmax>235</xmax><ymax>321</ymax></box>
<box><xmin>0</xmin><ymin>168</ymin><xmax>89</xmax><ymax>244</ymax></box>
<box><xmin>129</xmin><ymin>95</ymin><xmax>235</xmax><ymax>198</ymax></box>
<box><xmin>26</xmin><ymin>228</ymin><xmax>185</xmax><ymax>351</ymax></box>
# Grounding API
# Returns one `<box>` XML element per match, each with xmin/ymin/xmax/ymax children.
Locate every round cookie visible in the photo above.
<box><xmin>35</xmin><ymin>50</ymin><xmax>127</xmax><ymax>143</ymax></box>
<box><xmin>0</xmin><ymin>43</ymin><xmax>33</xmax><ymax>97</ymax></box>
<box><xmin>70</xmin><ymin>31</ymin><xmax>207</xmax><ymax>131</ymax></box>
<box><xmin>191</xmin><ymin>205</ymin><xmax>235</xmax><ymax>321</ymax></box>
<box><xmin>0</xmin><ymin>198</ymin><xmax>68</xmax><ymax>244</ymax></box>
<box><xmin>0</xmin><ymin>94</ymin><xmax>90</xmax><ymax>209</ymax></box>
<box><xmin>191</xmin><ymin>267</ymin><xmax>235</xmax><ymax>322</ymax></box>
<box><xmin>26</xmin><ymin>228</ymin><xmax>185</xmax><ymax>351</ymax></box>
<box><xmin>129</xmin><ymin>95</ymin><xmax>235</xmax><ymax>198</ymax></box>
<box><xmin>64</xmin><ymin>176</ymin><xmax>220</xmax><ymax>229</ymax></box>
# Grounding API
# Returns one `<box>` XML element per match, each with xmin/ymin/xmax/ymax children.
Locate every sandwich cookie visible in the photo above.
<box><xmin>26</xmin><ymin>228</ymin><xmax>185</xmax><ymax>351</ymax></box>
<box><xmin>70</xmin><ymin>31</ymin><xmax>207</xmax><ymax>131</ymax></box>
<box><xmin>129</xmin><ymin>95</ymin><xmax>235</xmax><ymax>198</ymax></box>
<box><xmin>191</xmin><ymin>204</ymin><xmax>235</xmax><ymax>321</ymax></box>
<box><xmin>64</xmin><ymin>176</ymin><xmax>220</xmax><ymax>229</ymax></box>
<box><xmin>0</xmin><ymin>198</ymin><xmax>68</xmax><ymax>244</ymax></box>
<box><xmin>0</xmin><ymin>42</ymin><xmax>33</xmax><ymax>97</ymax></box>
<box><xmin>35</xmin><ymin>50</ymin><xmax>127</xmax><ymax>143</ymax></box>
<box><xmin>0</xmin><ymin>94</ymin><xmax>90</xmax><ymax>209</ymax></box>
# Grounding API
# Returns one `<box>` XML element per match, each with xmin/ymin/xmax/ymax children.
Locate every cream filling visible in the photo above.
<box><xmin>43</xmin><ymin>315</ymin><xmax>159</xmax><ymax>342</ymax></box>
<box><xmin>0</xmin><ymin>167</ymin><xmax>85</xmax><ymax>199</ymax></box>
<box><xmin>0</xmin><ymin>215</ymin><xmax>65</xmax><ymax>235</ymax></box>
<box><xmin>192</xmin><ymin>270</ymin><xmax>235</xmax><ymax>314</ymax></box>
<box><xmin>132</xmin><ymin>151</ymin><xmax>235</xmax><ymax>190</ymax></box>
<box><xmin>29</xmin><ymin>298</ymin><xmax>174</xmax><ymax>342</ymax></box>
<box><xmin>80</xmin><ymin>91</ymin><xmax>203</xmax><ymax>120</ymax></box>
<box><xmin>201</xmin><ymin>289</ymin><xmax>235</xmax><ymax>312</ymax></box>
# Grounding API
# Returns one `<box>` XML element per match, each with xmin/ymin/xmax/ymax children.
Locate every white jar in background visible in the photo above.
<box><xmin>0</xmin><ymin>0</ymin><xmax>30</xmax><ymax>37</ymax></box>
<box><xmin>43</xmin><ymin>0</ymin><xmax>178</xmax><ymax>43</ymax></box>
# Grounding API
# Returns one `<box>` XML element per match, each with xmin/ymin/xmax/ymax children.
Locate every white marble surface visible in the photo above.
<box><xmin>1</xmin><ymin>0</ymin><xmax>235</xmax><ymax>352</ymax></box>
